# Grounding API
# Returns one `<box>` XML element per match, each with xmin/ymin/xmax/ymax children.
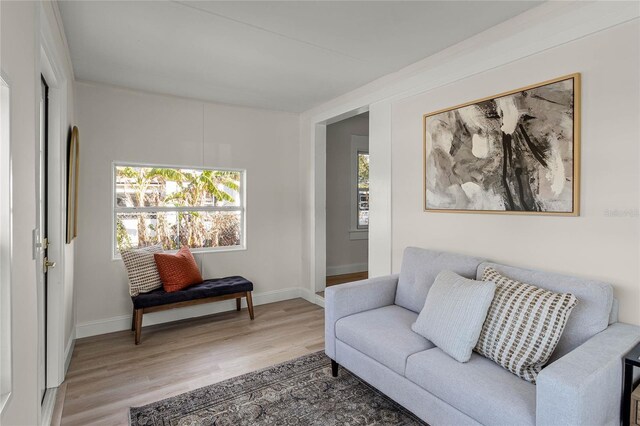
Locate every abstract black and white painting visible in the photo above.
<box><xmin>423</xmin><ymin>74</ymin><xmax>580</xmax><ymax>215</ymax></box>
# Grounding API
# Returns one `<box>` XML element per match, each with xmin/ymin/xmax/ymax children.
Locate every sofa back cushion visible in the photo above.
<box><xmin>609</xmin><ymin>298</ymin><xmax>619</xmax><ymax>325</ymax></box>
<box><xmin>476</xmin><ymin>262</ymin><xmax>613</xmax><ymax>362</ymax></box>
<box><xmin>396</xmin><ymin>247</ymin><xmax>485</xmax><ymax>313</ymax></box>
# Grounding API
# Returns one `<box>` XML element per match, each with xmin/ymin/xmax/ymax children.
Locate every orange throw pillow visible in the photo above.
<box><xmin>154</xmin><ymin>246</ymin><xmax>203</xmax><ymax>292</ymax></box>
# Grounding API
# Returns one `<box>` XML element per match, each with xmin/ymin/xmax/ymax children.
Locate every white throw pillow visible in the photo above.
<box><xmin>411</xmin><ymin>270</ymin><xmax>496</xmax><ymax>363</ymax></box>
<box><xmin>121</xmin><ymin>244</ymin><xmax>164</xmax><ymax>296</ymax></box>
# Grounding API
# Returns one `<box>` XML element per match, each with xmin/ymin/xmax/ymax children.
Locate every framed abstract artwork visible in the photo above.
<box><xmin>423</xmin><ymin>73</ymin><xmax>580</xmax><ymax>215</ymax></box>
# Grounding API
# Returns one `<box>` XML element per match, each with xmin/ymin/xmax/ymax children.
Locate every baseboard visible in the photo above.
<box><xmin>297</xmin><ymin>287</ymin><xmax>325</xmax><ymax>308</ymax></box>
<box><xmin>298</xmin><ymin>288</ymin><xmax>316</xmax><ymax>304</ymax></box>
<box><xmin>75</xmin><ymin>287</ymin><xmax>305</xmax><ymax>338</ymax></box>
<box><xmin>326</xmin><ymin>263</ymin><xmax>368</xmax><ymax>276</ymax></box>
<box><xmin>40</xmin><ymin>387</ymin><xmax>57</xmax><ymax>426</ymax></box>
<box><xmin>64</xmin><ymin>336</ymin><xmax>75</xmax><ymax>376</ymax></box>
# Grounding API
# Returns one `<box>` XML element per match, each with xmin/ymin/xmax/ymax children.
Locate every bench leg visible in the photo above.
<box><xmin>246</xmin><ymin>291</ymin><xmax>254</xmax><ymax>320</ymax></box>
<box><xmin>236</xmin><ymin>297</ymin><xmax>241</xmax><ymax>311</ymax></box>
<box><xmin>134</xmin><ymin>308</ymin><xmax>143</xmax><ymax>345</ymax></box>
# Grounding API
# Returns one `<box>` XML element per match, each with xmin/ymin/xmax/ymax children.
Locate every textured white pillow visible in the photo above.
<box><xmin>121</xmin><ymin>244</ymin><xmax>164</xmax><ymax>296</ymax></box>
<box><xmin>411</xmin><ymin>270</ymin><xmax>496</xmax><ymax>362</ymax></box>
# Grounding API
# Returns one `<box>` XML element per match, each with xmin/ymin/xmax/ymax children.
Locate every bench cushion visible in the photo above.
<box><xmin>131</xmin><ymin>276</ymin><xmax>253</xmax><ymax>309</ymax></box>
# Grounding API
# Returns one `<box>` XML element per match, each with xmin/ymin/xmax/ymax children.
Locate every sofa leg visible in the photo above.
<box><xmin>246</xmin><ymin>291</ymin><xmax>255</xmax><ymax>320</ymax></box>
<box><xmin>331</xmin><ymin>360</ymin><xmax>339</xmax><ymax>377</ymax></box>
<box><xmin>236</xmin><ymin>297</ymin><xmax>241</xmax><ymax>311</ymax></box>
<box><xmin>134</xmin><ymin>309</ymin><xmax>143</xmax><ymax>345</ymax></box>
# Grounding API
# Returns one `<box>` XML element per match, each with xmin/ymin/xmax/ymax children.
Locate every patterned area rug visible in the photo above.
<box><xmin>130</xmin><ymin>351</ymin><xmax>426</xmax><ymax>425</ymax></box>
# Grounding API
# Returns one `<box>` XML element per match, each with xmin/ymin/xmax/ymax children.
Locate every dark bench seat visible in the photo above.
<box><xmin>130</xmin><ymin>276</ymin><xmax>254</xmax><ymax>344</ymax></box>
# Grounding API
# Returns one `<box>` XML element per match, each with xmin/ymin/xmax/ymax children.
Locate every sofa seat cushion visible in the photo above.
<box><xmin>132</xmin><ymin>276</ymin><xmax>253</xmax><ymax>309</ymax></box>
<box><xmin>335</xmin><ymin>305</ymin><xmax>434</xmax><ymax>375</ymax></box>
<box><xmin>406</xmin><ymin>348</ymin><xmax>536</xmax><ymax>426</ymax></box>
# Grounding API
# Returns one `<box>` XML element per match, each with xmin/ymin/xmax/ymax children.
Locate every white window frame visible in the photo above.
<box><xmin>0</xmin><ymin>75</ymin><xmax>13</xmax><ymax>413</ymax></box>
<box><xmin>350</xmin><ymin>135</ymin><xmax>368</xmax><ymax>240</ymax></box>
<box><xmin>112</xmin><ymin>162</ymin><xmax>247</xmax><ymax>259</ymax></box>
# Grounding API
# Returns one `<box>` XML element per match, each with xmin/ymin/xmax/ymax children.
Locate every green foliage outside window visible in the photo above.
<box><xmin>357</xmin><ymin>152</ymin><xmax>369</xmax><ymax>228</ymax></box>
<box><xmin>115</xmin><ymin>166</ymin><xmax>243</xmax><ymax>254</ymax></box>
<box><xmin>358</xmin><ymin>152</ymin><xmax>369</xmax><ymax>190</ymax></box>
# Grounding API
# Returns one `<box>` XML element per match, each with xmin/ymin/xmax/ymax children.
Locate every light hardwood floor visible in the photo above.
<box><xmin>326</xmin><ymin>271</ymin><xmax>368</xmax><ymax>287</ymax></box>
<box><xmin>56</xmin><ymin>298</ymin><xmax>324</xmax><ymax>425</ymax></box>
<box><xmin>317</xmin><ymin>271</ymin><xmax>369</xmax><ymax>297</ymax></box>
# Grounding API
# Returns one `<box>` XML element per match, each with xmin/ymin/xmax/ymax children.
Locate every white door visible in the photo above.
<box><xmin>36</xmin><ymin>76</ymin><xmax>52</xmax><ymax>403</ymax></box>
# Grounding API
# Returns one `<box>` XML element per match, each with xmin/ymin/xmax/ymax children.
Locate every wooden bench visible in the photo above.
<box><xmin>130</xmin><ymin>276</ymin><xmax>254</xmax><ymax>344</ymax></box>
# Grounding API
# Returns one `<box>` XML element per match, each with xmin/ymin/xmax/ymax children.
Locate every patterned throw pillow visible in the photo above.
<box><xmin>154</xmin><ymin>246</ymin><xmax>203</xmax><ymax>292</ymax></box>
<box><xmin>475</xmin><ymin>267</ymin><xmax>578</xmax><ymax>383</ymax></box>
<box><xmin>121</xmin><ymin>244</ymin><xmax>164</xmax><ymax>297</ymax></box>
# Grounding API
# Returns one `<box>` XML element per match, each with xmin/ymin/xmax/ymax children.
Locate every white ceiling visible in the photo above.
<box><xmin>59</xmin><ymin>1</ymin><xmax>541</xmax><ymax>113</ymax></box>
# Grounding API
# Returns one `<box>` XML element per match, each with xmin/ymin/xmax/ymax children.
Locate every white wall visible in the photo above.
<box><xmin>299</xmin><ymin>2</ymin><xmax>640</xmax><ymax>325</ymax></box>
<box><xmin>74</xmin><ymin>82</ymin><xmax>305</xmax><ymax>337</ymax></box>
<box><xmin>391</xmin><ymin>20</ymin><xmax>639</xmax><ymax>325</ymax></box>
<box><xmin>326</xmin><ymin>113</ymin><xmax>368</xmax><ymax>275</ymax></box>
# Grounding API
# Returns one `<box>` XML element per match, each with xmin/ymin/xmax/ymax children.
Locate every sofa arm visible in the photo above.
<box><xmin>324</xmin><ymin>274</ymin><xmax>399</xmax><ymax>359</ymax></box>
<box><xmin>536</xmin><ymin>322</ymin><xmax>640</xmax><ymax>426</ymax></box>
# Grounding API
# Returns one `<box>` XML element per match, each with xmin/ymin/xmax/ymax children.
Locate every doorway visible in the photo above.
<box><xmin>39</xmin><ymin>33</ymin><xmax>73</xmax><ymax>419</ymax></box>
<box><xmin>37</xmin><ymin>75</ymin><xmax>50</xmax><ymax>403</ymax></box>
<box><xmin>318</xmin><ymin>112</ymin><xmax>370</xmax><ymax>297</ymax></box>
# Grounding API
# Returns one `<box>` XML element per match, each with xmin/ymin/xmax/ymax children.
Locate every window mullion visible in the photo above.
<box><xmin>114</xmin><ymin>206</ymin><xmax>242</xmax><ymax>213</ymax></box>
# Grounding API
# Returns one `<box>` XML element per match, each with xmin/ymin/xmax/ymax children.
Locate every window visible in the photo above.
<box><xmin>357</xmin><ymin>151</ymin><xmax>369</xmax><ymax>228</ymax></box>
<box><xmin>1</xmin><ymin>76</ymin><xmax>12</xmax><ymax>412</ymax></box>
<box><xmin>113</xmin><ymin>164</ymin><xmax>245</xmax><ymax>257</ymax></box>
<box><xmin>350</xmin><ymin>135</ymin><xmax>369</xmax><ymax>239</ymax></box>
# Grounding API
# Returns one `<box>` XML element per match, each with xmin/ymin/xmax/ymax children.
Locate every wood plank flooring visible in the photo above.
<box><xmin>317</xmin><ymin>271</ymin><xmax>369</xmax><ymax>297</ymax></box>
<box><xmin>56</xmin><ymin>298</ymin><xmax>324</xmax><ymax>425</ymax></box>
<box><xmin>326</xmin><ymin>271</ymin><xmax>368</xmax><ymax>287</ymax></box>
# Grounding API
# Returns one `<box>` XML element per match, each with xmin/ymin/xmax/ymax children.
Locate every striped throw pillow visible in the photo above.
<box><xmin>121</xmin><ymin>244</ymin><xmax>164</xmax><ymax>297</ymax></box>
<box><xmin>475</xmin><ymin>267</ymin><xmax>577</xmax><ymax>383</ymax></box>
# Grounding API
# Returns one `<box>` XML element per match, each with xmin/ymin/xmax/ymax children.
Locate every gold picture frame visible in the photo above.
<box><xmin>423</xmin><ymin>73</ymin><xmax>581</xmax><ymax>216</ymax></box>
<box><xmin>66</xmin><ymin>126</ymin><xmax>79</xmax><ymax>243</ymax></box>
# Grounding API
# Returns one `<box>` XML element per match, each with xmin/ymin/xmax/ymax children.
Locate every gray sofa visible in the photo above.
<box><xmin>325</xmin><ymin>247</ymin><xmax>640</xmax><ymax>426</ymax></box>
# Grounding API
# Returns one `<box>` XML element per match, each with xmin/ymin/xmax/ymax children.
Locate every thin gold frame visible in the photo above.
<box><xmin>66</xmin><ymin>126</ymin><xmax>79</xmax><ymax>243</ymax></box>
<box><xmin>423</xmin><ymin>73</ymin><xmax>581</xmax><ymax>216</ymax></box>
